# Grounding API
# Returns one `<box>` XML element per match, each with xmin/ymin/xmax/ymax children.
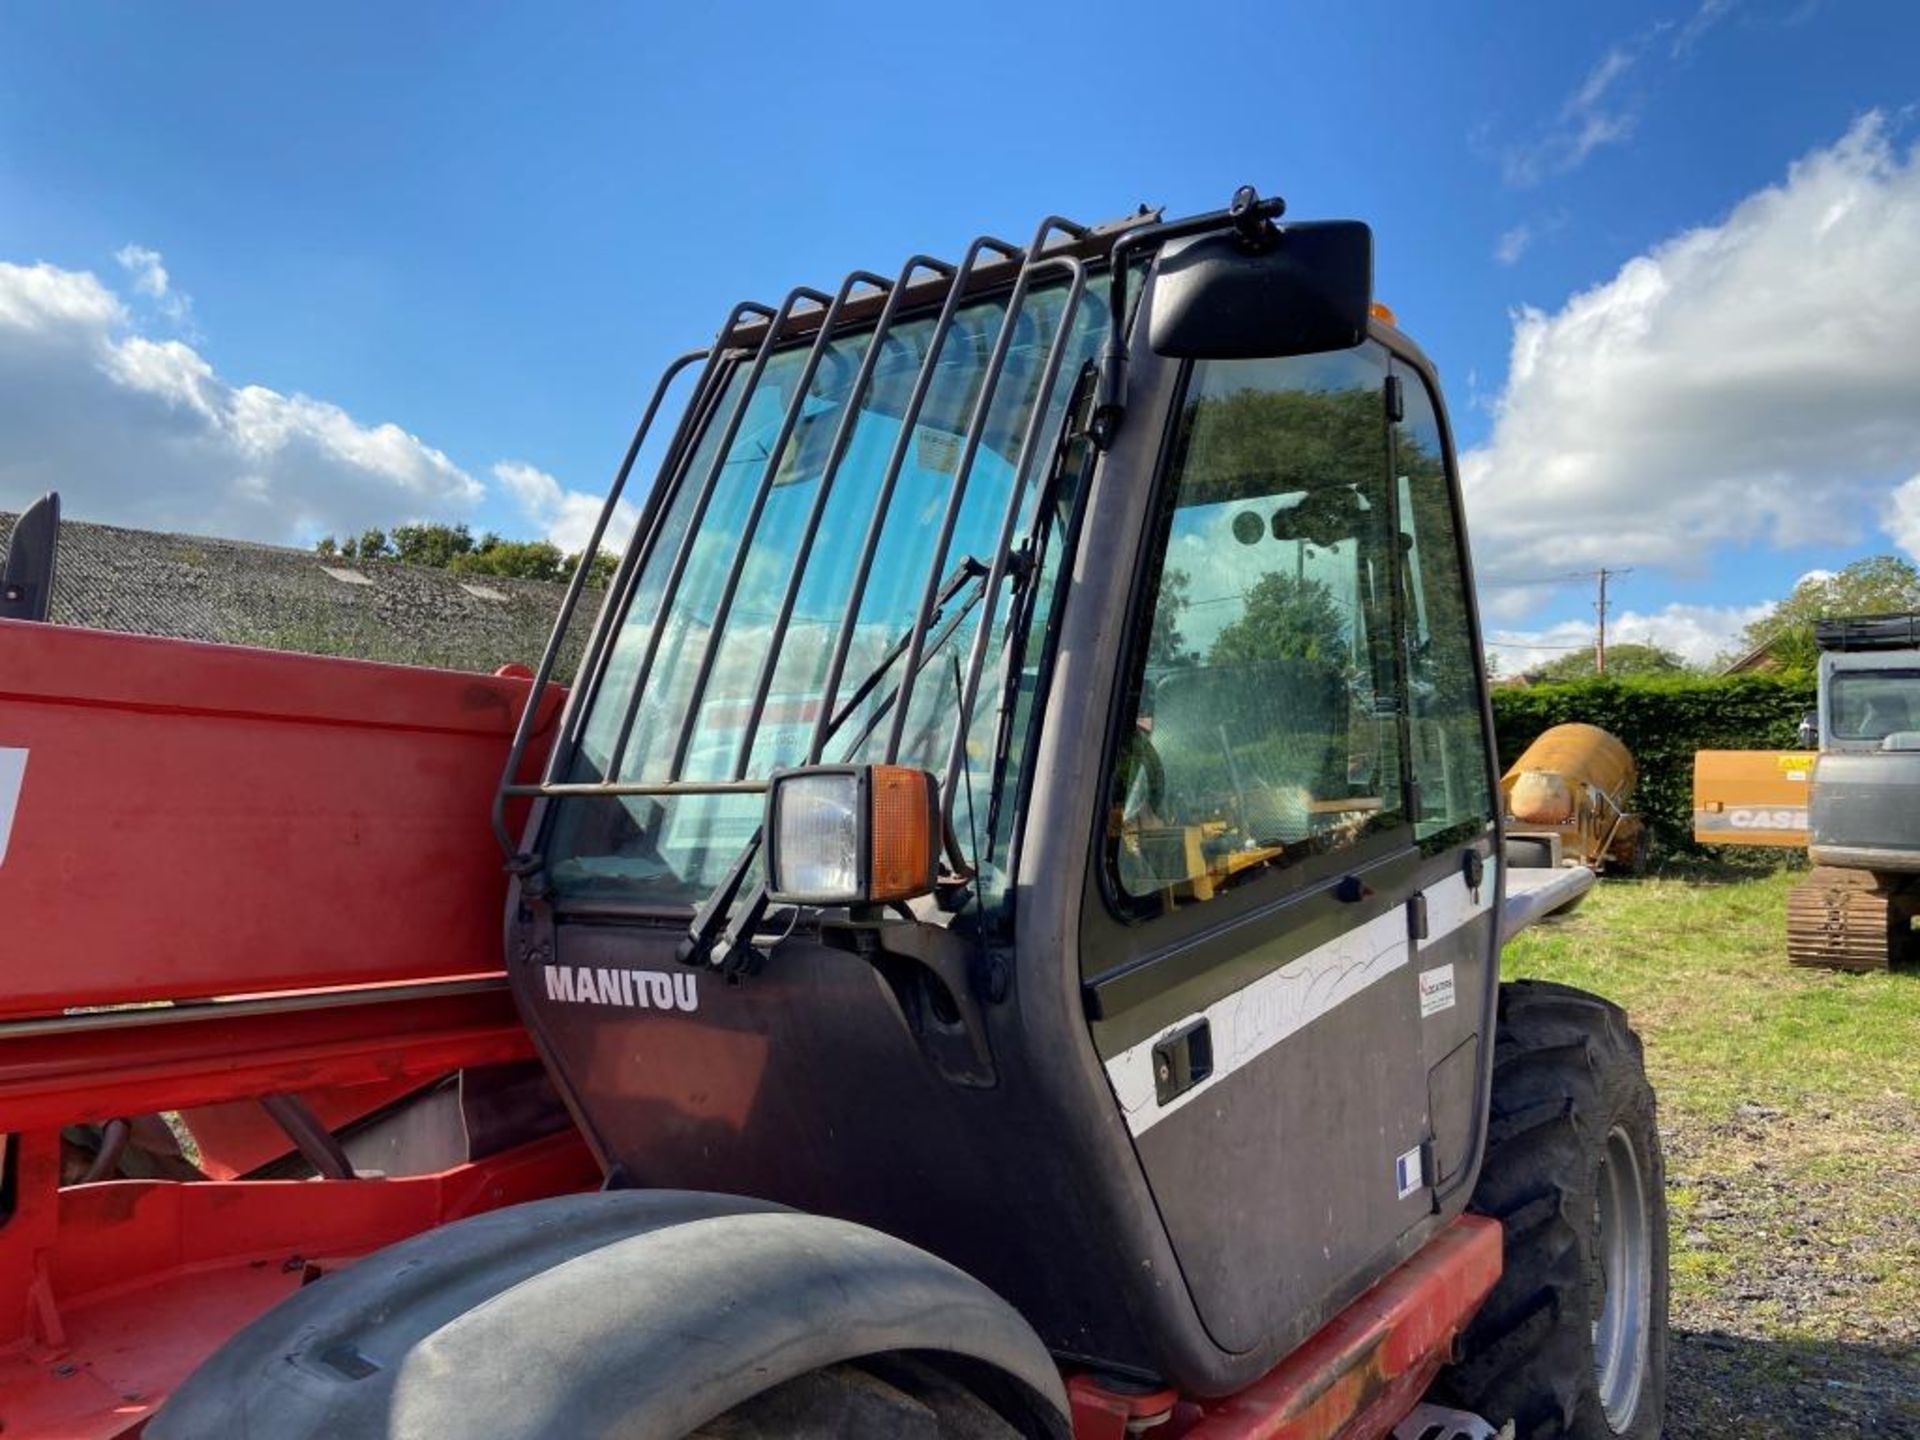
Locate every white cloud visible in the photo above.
<box><xmin>1486</xmin><ymin>600</ymin><xmax>1772</xmax><ymax>673</ymax></box>
<box><xmin>1479</xmin><ymin>582</ymin><xmax>1565</xmax><ymax>624</ymax></box>
<box><xmin>114</xmin><ymin>244</ymin><xmax>169</xmax><ymax>299</ymax></box>
<box><xmin>1671</xmin><ymin>0</ymin><xmax>1737</xmax><ymax>59</ymax></box>
<box><xmin>1498</xmin><ymin>8</ymin><xmax>1739</xmax><ymax>191</ymax></box>
<box><xmin>1494</xmin><ymin>225</ymin><xmax>1534</xmax><ymax>266</ymax></box>
<box><xmin>1505</xmin><ymin>46</ymin><xmax>1639</xmax><ymax>187</ymax></box>
<box><xmin>0</xmin><ymin>256</ymin><xmax>482</xmax><ymax>542</ymax></box>
<box><xmin>114</xmin><ymin>243</ymin><xmax>193</xmax><ymax>328</ymax></box>
<box><xmin>1465</xmin><ymin>113</ymin><xmax>1920</xmax><ymax>586</ymax></box>
<box><xmin>1886</xmin><ymin>474</ymin><xmax>1920</xmax><ymax>559</ymax></box>
<box><xmin>494</xmin><ymin>459</ymin><xmax>636</xmax><ymax>556</ymax></box>
<box><xmin>0</xmin><ymin>261</ymin><xmax>122</xmax><ymax>332</ymax></box>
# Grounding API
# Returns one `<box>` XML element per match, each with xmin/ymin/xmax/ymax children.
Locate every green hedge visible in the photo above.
<box><xmin>1490</xmin><ymin>673</ymin><xmax>1816</xmax><ymax>855</ymax></box>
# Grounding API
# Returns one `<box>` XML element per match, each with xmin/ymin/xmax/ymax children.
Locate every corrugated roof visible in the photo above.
<box><xmin>0</xmin><ymin>511</ymin><xmax>592</xmax><ymax>679</ymax></box>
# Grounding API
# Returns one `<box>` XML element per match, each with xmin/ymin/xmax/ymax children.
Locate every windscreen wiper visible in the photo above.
<box><xmin>679</xmin><ymin>552</ymin><xmax>994</xmax><ymax>972</ymax></box>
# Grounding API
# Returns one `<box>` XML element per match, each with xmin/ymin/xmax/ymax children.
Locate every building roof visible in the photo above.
<box><xmin>1720</xmin><ymin>636</ymin><xmax>1785</xmax><ymax>675</ymax></box>
<box><xmin>0</xmin><ymin>510</ymin><xmax>590</xmax><ymax>678</ymax></box>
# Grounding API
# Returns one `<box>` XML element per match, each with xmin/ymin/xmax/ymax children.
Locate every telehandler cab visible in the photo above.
<box><xmin>7</xmin><ymin>187</ymin><xmax>1667</xmax><ymax>1440</ymax></box>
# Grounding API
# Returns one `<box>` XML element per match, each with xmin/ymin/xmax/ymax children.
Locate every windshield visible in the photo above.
<box><xmin>546</xmin><ymin>276</ymin><xmax>1106</xmax><ymax>909</ymax></box>
<box><xmin>1830</xmin><ymin>668</ymin><xmax>1920</xmax><ymax>741</ymax></box>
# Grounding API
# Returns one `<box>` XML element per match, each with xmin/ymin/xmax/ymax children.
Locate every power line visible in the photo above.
<box><xmin>1478</xmin><ymin>570</ymin><xmax>1611</xmax><ymax>590</ymax></box>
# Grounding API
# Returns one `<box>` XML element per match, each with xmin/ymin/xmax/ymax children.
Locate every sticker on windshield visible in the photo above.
<box><xmin>1418</xmin><ymin>963</ymin><xmax>1455</xmax><ymax>1019</ymax></box>
<box><xmin>544</xmin><ymin>965</ymin><xmax>698</xmax><ymax>1013</ymax></box>
<box><xmin>916</xmin><ymin>430</ymin><xmax>960</xmax><ymax>474</ymax></box>
<box><xmin>0</xmin><ymin>748</ymin><xmax>25</xmax><ymax>868</ymax></box>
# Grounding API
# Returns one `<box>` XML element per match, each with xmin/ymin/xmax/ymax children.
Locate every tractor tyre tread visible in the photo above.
<box><xmin>689</xmin><ymin>1356</ymin><xmax>1025</xmax><ymax>1439</ymax></box>
<box><xmin>1432</xmin><ymin>980</ymin><xmax>1667</xmax><ymax>1440</ymax></box>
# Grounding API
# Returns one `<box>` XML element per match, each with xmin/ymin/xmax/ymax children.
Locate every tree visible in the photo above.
<box><xmin>1148</xmin><ymin>566</ymin><xmax>1195</xmax><ymax>668</ymax></box>
<box><xmin>337</xmin><ymin>527</ymin><xmax>392</xmax><ymax>563</ymax></box>
<box><xmin>1209</xmin><ymin>572</ymin><xmax>1349</xmax><ymax>668</ymax></box>
<box><xmin>390</xmin><ymin>522</ymin><xmax>477</xmax><ymax>569</ymax></box>
<box><xmin>569</xmin><ymin>548</ymin><xmax>618</xmax><ymax>588</ymax></box>
<box><xmin>312</xmin><ymin>524</ymin><xmax>618</xmax><ymax>588</ymax></box>
<box><xmin>1729</xmin><ymin>556</ymin><xmax>1920</xmax><ymax>671</ymax></box>
<box><xmin>1529</xmin><ymin>642</ymin><xmax>1688</xmax><ymax>684</ymax></box>
<box><xmin>448</xmin><ymin>538</ymin><xmax>567</xmax><ymax>583</ymax></box>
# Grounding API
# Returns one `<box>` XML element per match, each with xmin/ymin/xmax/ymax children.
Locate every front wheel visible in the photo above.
<box><xmin>1433</xmin><ymin>981</ymin><xmax>1668</xmax><ymax>1439</ymax></box>
<box><xmin>692</xmin><ymin>1356</ymin><xmax>1028</xmax><ymax>1438</ymax></box>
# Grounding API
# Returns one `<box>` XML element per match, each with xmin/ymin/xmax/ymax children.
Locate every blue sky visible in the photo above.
<box><xmin>4</xmin><ymin>1</ymin><xmax>1920</xmax><ymax>666</ymax></box>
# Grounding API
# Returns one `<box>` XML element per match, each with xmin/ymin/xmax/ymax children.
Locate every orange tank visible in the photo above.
<box><xmin>1501</xmin><ymin>723</ymin><xmax>1644</xmax><ymax>871</ymax></box>
<box><xmin>1504</xmin><ymin>722</ymin><xmax>1636</xmax><ymax>807</ymax></box>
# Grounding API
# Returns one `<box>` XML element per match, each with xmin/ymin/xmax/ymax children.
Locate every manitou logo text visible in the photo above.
<box><xmin>544</xmin><ymin>965</ymin><xmax>698</xmax><ymax>1013</ymax></box>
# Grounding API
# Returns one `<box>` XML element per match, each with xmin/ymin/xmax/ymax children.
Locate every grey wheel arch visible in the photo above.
<box><xmin>149</xmin><ymin>1191</ymin><xmax>1072</xmax><ymax>1440</ymax></box>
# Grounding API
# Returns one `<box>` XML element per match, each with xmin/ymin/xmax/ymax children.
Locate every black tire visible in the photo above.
<box><xmin>691</xmin><ymin>1355</ymin><xmax>1026</xmax><ymax>1439</ymax></box>
<box><xmin>1433</xmin><ymin>981</ymin><xmax>1668</xmax><ymax>1439</ymax></box>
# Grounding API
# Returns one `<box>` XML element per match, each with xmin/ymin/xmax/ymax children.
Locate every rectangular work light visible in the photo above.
<box><xmin>764</xmin><ymin>764</ymin><xmax>940</xmax><ymax>906</ymax></box>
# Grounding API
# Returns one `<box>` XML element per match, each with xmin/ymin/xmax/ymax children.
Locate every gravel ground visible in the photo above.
<box><xmin>1502</xmin><ymin>871</ymin><xmax>1920</xmax><ymax>1438</ymax></box>
<box><xmin>1662</xmin><ymin>1101</ymin><xmax>1920</xmax><ymax>1438</ymax></box>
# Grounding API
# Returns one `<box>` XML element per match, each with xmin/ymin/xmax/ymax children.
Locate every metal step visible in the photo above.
<box><xmin>1391</xmin><ymin>1402</ymin><xmax>1511</xmax><ymax>1440</ymax></box>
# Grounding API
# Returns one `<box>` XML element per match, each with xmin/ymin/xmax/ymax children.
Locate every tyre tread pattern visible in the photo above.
<box><xmin>1431</xmin><ymin>981</ymin><xmax>1668</xmax><ymax>1440</ymax></box>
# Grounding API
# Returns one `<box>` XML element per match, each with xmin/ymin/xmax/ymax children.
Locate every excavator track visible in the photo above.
<box><xmin>1785</xmin><ymin>867</ymin><xmax>1915</xmax><ymax>972</ymax></box>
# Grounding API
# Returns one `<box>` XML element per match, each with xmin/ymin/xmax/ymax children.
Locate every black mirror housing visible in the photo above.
<box><xmin>1148</xmin><ymin>221</ymin><xmax>1373</xmax><ymax>361</ymax></box>
<box><xmin>0</xmin><ymin>491</ymin><xmax>60</xmax><ymax>623</ymax></box>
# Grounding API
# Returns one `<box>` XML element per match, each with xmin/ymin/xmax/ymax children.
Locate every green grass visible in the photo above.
<box><xmin>1502</xmin><ymin>866</ymin><xmax>1920</xmax><ymax>1344</ymax></box>
<box><xmin>1504</xmin><ymin>869</ymin><xmax>1920</xmax><ymax>1116</ymax></box>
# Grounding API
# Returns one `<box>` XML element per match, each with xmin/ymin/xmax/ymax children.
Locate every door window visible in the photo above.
<box><xmin>1108</xmin><ymin>347</ymin><xmax>1407</xmax><ymax>908</ymax></box>
<box><xmin>1391</xmin><ymin>366</ymin><xmax>1495</xmax><ymax>845</ymax></box>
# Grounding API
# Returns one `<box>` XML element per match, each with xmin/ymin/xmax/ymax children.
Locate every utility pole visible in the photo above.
<box><xmin>1593</xmin><ymin>567</ymin><xmax>1633</xmax><ymax>674</ymax></box>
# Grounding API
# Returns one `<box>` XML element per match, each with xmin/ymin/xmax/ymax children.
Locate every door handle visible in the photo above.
<box><xmin>1152</xmin><ymin>1019</ymin><xmax>1213</xmax><ymax>1104</ymax></box>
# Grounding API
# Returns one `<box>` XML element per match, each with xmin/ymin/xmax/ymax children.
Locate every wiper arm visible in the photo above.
<box><xmin>678</xmin><ymin>830</ymin><xmax>760</xmax><ymax>967</ymax></box>
<box><xmin>820</xmin><ymin>554</ymin><xmax>989</xmax><ymax>744</ymax></box>
<box><xmin>680</xmin><ymin>552</ymin><xmax>992</xmax><ymax>970</ymax></box>
<box><xmin>829</xmin><ymin>559</ymin><xmax>991</xmax><ymax>758</ymax></box>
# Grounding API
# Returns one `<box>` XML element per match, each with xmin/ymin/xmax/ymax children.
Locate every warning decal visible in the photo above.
<box><xmin>1418</xmin><ymin>963</ymin><xmax>1456</xmax><ymax>1019</ymax></box>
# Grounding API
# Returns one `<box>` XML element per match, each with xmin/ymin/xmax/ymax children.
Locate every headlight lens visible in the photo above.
<box><xmin>770</xmin><ymin>771</ymin><xmax>862</xmax><ymax>901</ymax></box>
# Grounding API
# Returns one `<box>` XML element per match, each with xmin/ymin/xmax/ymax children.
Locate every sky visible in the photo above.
<box><xmin>4</xmin><ymin>1</ymin><xmax>1920</xmax><ymax>670</ymax></box>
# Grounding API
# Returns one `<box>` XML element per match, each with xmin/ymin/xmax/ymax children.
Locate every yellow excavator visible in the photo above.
<box><xmin>1694</xmin><ymin>614</ymin><xmax>1920</xmax><ymax>970</ymax></box>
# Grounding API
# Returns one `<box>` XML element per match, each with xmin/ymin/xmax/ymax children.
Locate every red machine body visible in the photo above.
<box><xmin>0</xmin><ymin>621</ymin><xmax>597</xmax><ymax>1437</ymax></box>
<box><xmin>0</xmin><ymin>620</ymin><xmax>1495</xmax><ymax>1440</ymax></box>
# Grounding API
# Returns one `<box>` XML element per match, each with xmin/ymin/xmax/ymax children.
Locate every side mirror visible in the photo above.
<box><xmin>1148</xmin><ymin>221</ymin><xmax>1373</xmax><ymax>361</ymax></box>
<box><xmin>1</xmin><ymin>491</ymin><xmax>60</xmax><ymax>623</ymax></box>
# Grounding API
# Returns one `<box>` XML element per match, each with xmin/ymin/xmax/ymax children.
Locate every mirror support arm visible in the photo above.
<box><xmin>1090</xmin><ymin>185</ymin><xmax>1286</xmax><ymax>448</ymax></box>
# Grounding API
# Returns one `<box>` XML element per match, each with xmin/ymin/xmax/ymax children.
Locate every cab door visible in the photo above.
<box><xmin>1389</xmin><ymin>354</ymin><xmax>1503</xmax><ymax>1206</ymax></box>
<box><xmin>1081</xmin><ymin>341</ymin><xmax>1449</xmax><ymax>1353</ymax></box>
